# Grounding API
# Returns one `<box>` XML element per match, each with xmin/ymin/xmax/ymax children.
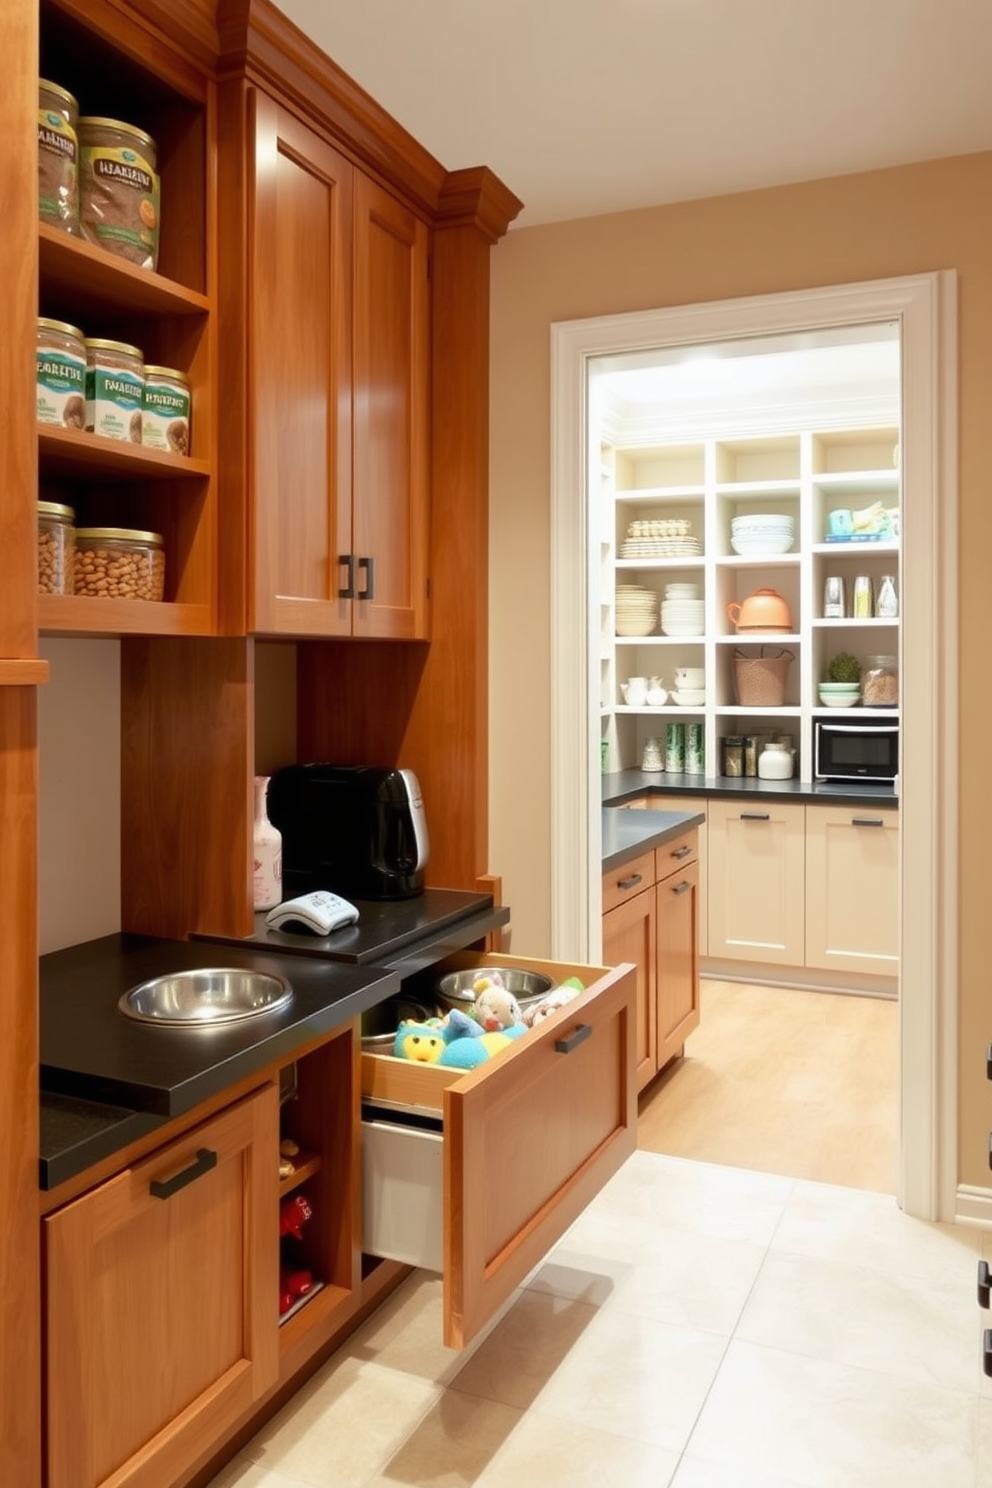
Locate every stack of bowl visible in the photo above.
<box><xmin>616</xmin><ymin>584</ymin><xmax>659</xmax><ymax>636</ymax></box>
<box><xmin>730</xmin><ymin>514</ymin><xmax>795</xmax><ymax>556</ymax></box>
<box><xmin>660</xmin><ymin>586</ymin><xmax>704</xmax><ymax>636</ymax></box>
<box><xmin>818</xmin><ymin>682</ymin><xmax>861</xmax><ymax>708</ymax></box>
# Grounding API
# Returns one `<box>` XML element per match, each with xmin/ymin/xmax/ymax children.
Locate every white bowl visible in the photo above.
<box><xmin>818</xmin><ymin>693</ymin><xmax>860</xmax><ymax>708</ymax></box>
<box><xmin>730</xmin><ymin>534</ymin><xmax>794</xmax><ymax>555</ymax></box>
<box><xmin>672</xmin><ymin>690</ymin><xmax>706</xmax><ymax>706</ymax></box>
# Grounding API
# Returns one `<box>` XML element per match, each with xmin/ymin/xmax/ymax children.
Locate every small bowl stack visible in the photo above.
<box><xmin>661</xmin><ymin>582</ymin><xmax>704</xmax><ymax>636</ymax></box>
<box><xmin>616</xmin><ymin>584</ymin><xmax>659</xmax><ymax>636</ymax></box>
<box><xmin>730</xmin><ymin>514</ymin><xmax>795</xmax><ymax>556</ymax></box>
<box><xmin>818</xmin><ymin>682</ymin><xmax>861</xmax><ymax>708</ymax></box>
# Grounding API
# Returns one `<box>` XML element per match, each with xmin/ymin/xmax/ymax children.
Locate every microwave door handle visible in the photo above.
<box><xmin>823</xmin><ymin>723</ymin><xmax>899</xmax><ymax>734</ymax></box>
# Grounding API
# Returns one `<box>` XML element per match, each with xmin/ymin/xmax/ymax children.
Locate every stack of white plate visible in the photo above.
<box><xmin>730</xmin><ymin>514</ymin><xmax>795</xmax><ymax>556</ymax></box>
<box><xmin>615</xmin><ymin>584</ymin><xmax>659</xmax><ymax>636</ymax></box>
<box><xmin>660</xmin><ymin>598</ymin><xmax>705</xmax><ymax>636</ymax></box>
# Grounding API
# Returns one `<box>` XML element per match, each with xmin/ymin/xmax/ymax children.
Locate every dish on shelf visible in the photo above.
<box><xmin>672</xmin><ymin>690</ymin><xmax>706</xmax><ymax>706</ymax></box>
<box><xmin>730</xmin><ymin>533</ymin><xmax>794</xmax><ymax>555</ymax></box>
<box><xmin>818</xmin><ymin>694</ymin><xmax>860</xmax><ymax>708</ymax></box>
<box><xmin>619</xmin><ymin>537</ymin><xmax>702</xmax><ymax>558</ymax></box>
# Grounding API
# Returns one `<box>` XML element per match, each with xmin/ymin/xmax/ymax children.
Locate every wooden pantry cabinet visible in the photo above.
<box><xmin>218</xmin><ymin>85</ymin><xmax>430</xmax><ymax>640</ymax></box>
<box><xmin>602</xmin><ymin>829</ymin><xmax>700</xmax><ymax>1091</ymax></box>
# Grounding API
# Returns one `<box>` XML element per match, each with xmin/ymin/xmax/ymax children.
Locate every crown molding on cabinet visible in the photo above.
<box><xmin>436</xmin><ymin>167</ymin><xmax>524</xmax><ymax>244</ymax></box>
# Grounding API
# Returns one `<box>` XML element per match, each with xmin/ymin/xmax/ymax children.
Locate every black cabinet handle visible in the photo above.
<box><xmin>338</xmin><ymin>553</ymin><xmax>355</xmax><ymax>599</ymax></box>
<box><xmin>617</xmin><ymin>872</ymin><xmax>643</xmax><ymax>891</ymax></box>
<box><xmin>671</xmin><ymin>880</ymin><xmax>693</xmax><ymax>896</ymax></box>
<box><xmin>978</xmin><ymin>1260</ymin><xmax>991</xmax><ymax>1309</ymax></box>
<box><xmin>986</xmin><ymin>1043</ymin><xmax>992</xmax><ymax>1081</ymax></box>
<box><xmin>984</xmin><ymin>1329</ymin><xmax>992</xmax><ymax>1378</ymax></box>
<box><xmin>358</xmin><ymin>555</ymin><xmax>375</xmax><ymax>600</ymax></box>
<box><xmin>555</xmin><ymin>1023</ymin><xmax>592</xmax><ymax>1054</ymax></box>
<box><xmin>988</xmin><ymin>1132</ymin><xmax>992</xmax><ymax>1172</ymax></box>
<box><xmin>671</xmin><ymin>845</ymin><xmax>691</xmax><ymax>860</ymax></box>
<box><xmin>852</xmin><ymin>817</ymin><xmax>885</xmax><ymax>828</ymax></box>
<box><xmin>150</xmin><ymin>1147</ymin><xmax>217</xmax><ymax>1200</ymax></box>
<box><xmin>740</xmin><ymin>812</ymin><xmax>770</xmax><ymax>821</ymax></box>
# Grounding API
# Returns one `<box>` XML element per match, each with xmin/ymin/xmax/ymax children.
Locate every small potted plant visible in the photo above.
<box><xmin>819</xmin><ymin>651</ymin><xmax>862</xmax><ymax>707</ymax></box>
<box><xmin>826</xmin><ymin>651</ymin><xmax>861</xmax><ymax>684</ymax></box>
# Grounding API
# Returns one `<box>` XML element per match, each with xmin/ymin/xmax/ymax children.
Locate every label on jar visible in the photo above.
<box><xmin>142</xmin><ymin>373</ymin><xmax>191</xmax><ymax>455</ymax></box>
<box><xmin>36</xmin><ymin>346</ymin><xmax>85</xmax><ymax>427</ymax></box>
<box><xmin>79</xmin><ymin>144</ymin><xmax>160</xmax><ymax>269</ymax></box>
<box><xmin>38</xmin><ymin>107</ymin><xmax>78</xmax><ymax>228</ymax></box>
<box><xmin>86</xmin><ymin>363</ymin><xmax>144</xmax><ymax>442</ymax></box>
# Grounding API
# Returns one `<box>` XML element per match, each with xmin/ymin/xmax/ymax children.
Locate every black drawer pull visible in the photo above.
<box><xmin>986</xmin><ymin>1043</ymin><xmax>992</xmax><ymax>1081</ymax></box>
<box><xmin>988</xmin><ymin>1132</ymin><xmax>992</xmax><ymax>1172</ymax></box>
<box><xmin>617</xmin><ymin>872</ymin><xmax>643</xmax><ymax>891</ymax></box>
<box><xmin>979</xmin><ymin>1260</ymin><xmax>991</xmax><ymax>1309</ymax></box>
<box><xmin>852</xmin><ymin>817</ymin><xmax>885</xmax><ymax>828</ymax></box>
<box><xmin>740</xmin><ymin>812</ymin><xmax>770</xmax><ymax>821</ymax></box>
<box><xmin>672</xmin><ymin>880</ymin><xmax>693</xmax><ymax>896</ymax></box>
<box><xmin>338</xmin><ymin>553</ymin><xmax>355</xmax><ymax>599</ymax></box>
<box><xmin>150</xmin><ymin>1147</ymin><xmax>217</xmax><ymax>1200</ymax></box>
<box><xmin>671</xmin><ymin>845</ymin><xmax>691</xmax><ymax>860</ymax></box>
<box><xmin>984</xmin><ymin>1329</ymin><xmax>992</xmax><ymax>1378</ymax></box>
<box><xmin>555</xmin><ymin>1023</ymin><xmax>592</xmax><ymax>1055</ymax></box>
<box><xmin>358</xmin><ymin>555</ymin><xmax>375</xmax><ymax>600</ymax></box>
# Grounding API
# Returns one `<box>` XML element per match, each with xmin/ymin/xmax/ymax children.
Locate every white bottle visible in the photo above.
<box><xmin>253</xmin><ymin>774</ymin><xmax>282</xmax><ymax>910</ymax></box>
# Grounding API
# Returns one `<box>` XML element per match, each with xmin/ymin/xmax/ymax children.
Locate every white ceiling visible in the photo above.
<box><xmin>273</xmin><ymin>0</ymin><xmax>992</xmax><ymax>228</ymax></box>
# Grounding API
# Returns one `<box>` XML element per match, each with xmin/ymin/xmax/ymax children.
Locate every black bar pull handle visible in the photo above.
<box><xmin>150</xmin><ymin>1147</ymin><xmax>217</xmax><ymax>1200</ymax></box>
<box><xmin>555</xmin><ymin>1023</ymin><xmax>592</xmax><ymax>1055</ymax></box>
<box><xmin>978</xmin><ymin>1259</ymin><xmax>991</xmax><ymax>1309</ymax></box>
<box><xmin>986</xmin><ymin>1042</ymin><xmax>992</xmax><ymax>1081</ymax></box>
<box><xmin>358</xmin><ymin>555</ymin><xmax>375</xmax><ymax>600</ymax></box>
<box><xmin>617</xmin><ymin>872</ymin><xmax>643</xmax><ymax>891</ymax></box>
<box><xmin>671</xmin><ymin>845</ymin><xmax>692</xmax><ymax>860</ymax></box>
<box><xmin>338</xmin><ymin>553</ymin><xmax>355</xmax><ymax>599</ymax></box>
<box><xmin>672</xmin><ymin>880</ymin><xmax>693</xmax><ymax>896</ymax></box>
<box><xmin>852</xmin><ymin>817</ymin><xmax>885</xmax><ymax>828</ymax></box>
<box><xmin>984</xmin><ymin>1329</ymin><xmax>992</xmax><ymax>1378</ymax></box>
<box><xmin>740</xmin><ymin>812</ymin><xmax>770</xmax><ymax>821</ymax></box>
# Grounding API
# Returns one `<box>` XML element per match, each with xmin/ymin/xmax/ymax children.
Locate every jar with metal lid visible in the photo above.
<box><xmin>37</xmin><ymin>501</ymin><xmax>75</xmax><ymax>595</ymax></box>
<box><xmin>722</xmin><ymin>735</ymin><xmax>745</xmax><ymax>777</ymax></box>
<box><xmin>74</xmin><ymin>528</ymin><xmax>165</xmax><ymax>601</ymax></box>
<box><xmin>38</xmin><ymin>79</ymin><xmax>79</xmax><ymax>233</ymax></box>
<box><xmin>142</xmin><ymin>365</ymin><xmax>191</xmax><ymax>455</ymax></box>
<box><xmin>84</xmin><ymin>337</ymin><xmax>144</xmax><ymax>443</ymax></box>
<box><xmin>78</xmin><ymin>116</ymin><xmax>160</xmax><ymax>270</ymax></box>
<box><xmin>862</xmin><ymin>653</ymin><xmax>899</xmax><ymax>708</ymax></box>
<box><xmin>37</xmin><ymin>317</ymin><xmax>87</xmax><ymax>429</ymax></box>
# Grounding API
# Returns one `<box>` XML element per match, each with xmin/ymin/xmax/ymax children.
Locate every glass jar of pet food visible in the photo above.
<box><xmin>37</xmin><ymin>501</ymin><xmax>75</xmax><ymax>595</ymax></box>
<box><xmin>84</xmin><ymin>338</ymin><xmax>144</xmax><ymax>443</ymax></box>
<box><xmin>74</xmin><ymin>528</ymin><xmax>165</xmax><ymax>601</ymax></box>
<box><xmin>78</xmin><ymin>117</ymin><xmax>160</xmax><ymax>270</ymax></box>
<box><xmin>141</xmin><ymin>365</ymin><xmax>191</xmax><ymax>455</ymax></box>
<box><xmin>38</xmin><ymin>79</ymin><xmax>79</xmax><ymax>234</ymax></box>
<box><xmin>37</xmin><ymin>317</ymin><xmax>87</xmax><ymax>429</ymax></box>
<box><xmin>862</xmin><ymin>654</ymin><xmax>899</xmax><ymax>708</ymax></box>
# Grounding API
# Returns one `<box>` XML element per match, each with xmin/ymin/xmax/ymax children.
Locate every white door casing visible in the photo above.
<box><xmin>550</xmin><ymin>273</ymin><xmax>958</xmax><ymax>1223</ymax></box>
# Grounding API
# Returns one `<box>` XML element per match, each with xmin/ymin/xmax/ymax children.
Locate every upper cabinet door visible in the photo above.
<box><xmin>250</xmin><ymin>92</ymin><xmax>353</xmax><ymax>636</ymax></box>
<box><xmin>352</xmin><ymin>175</ymin><xmax>431</xmax><ymax>640</ymax></box>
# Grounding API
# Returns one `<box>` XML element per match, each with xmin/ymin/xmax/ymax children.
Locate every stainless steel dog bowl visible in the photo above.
<box><xmin>119</xmin><ymin>967</ymin><xmax>294</xmax><ymax>1026</ymax></box>
<box><xmin>435</xmin><ymin>967</ymin><xmax>553</xmax><ymax>1015</ymax></box>
<box><xmin>360</xmin><ymin>995</ymin><xmax>440</xmax><ymax>1050</ymax></box>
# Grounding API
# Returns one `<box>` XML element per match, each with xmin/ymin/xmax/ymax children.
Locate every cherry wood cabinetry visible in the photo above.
<box><xmin>44</xmin><ymin>1085</ymin><xmax>279</xmax><ymax>1488</ymax></box>
<box><xmin>655</xmin><ymin>845</ymin><xmax>701</xmax><ymax>1067</ymax></box>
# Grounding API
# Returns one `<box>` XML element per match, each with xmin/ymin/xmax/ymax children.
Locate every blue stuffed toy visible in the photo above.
<box><xmin>393</xmin><ymin>1008</ymin><xmax>525</xmax><ymax>1069</ymax></box>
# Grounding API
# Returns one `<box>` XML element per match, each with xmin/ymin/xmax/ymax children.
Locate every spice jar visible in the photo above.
<box><xmin>84</xmin><ymin>338</ymin><xmax>144</xmax><ymax>443</ymax></box>
<box><xmin>78</xmin><ymin>117</ymin><xmax>160</xmax><ymax>270</ymax></box>
<box><xmin>38</xmin><ymin>79</ymin><xmax>79</xmax><ymax>234</ymax></box>
<box><xmin>74</xmin><ymin>527</ymin><xmax>165</xmax><ymax>601</ymax></box>
<box><xmin>37</xmin><ymin>501</ymin><xmax>75</xmax><ymax>594</ymax></box>
<box><xmin>862</xmin><ymin>654</ymin><xmax>899</xmax><ymax>708</ymax></box>
<box><xmin>142</xmin><ymin>365</ymin><xmax>191</xmax><ymax>455</ymax></box>
<box><xmin>722</xmin><ymin>735</ymin><xmax>745</xmax><ymax>777</ymax></box>
<box><xmin>37</xmin><ymin>317</ymin><xmax>86</xmax><ymax>428</ymax></box>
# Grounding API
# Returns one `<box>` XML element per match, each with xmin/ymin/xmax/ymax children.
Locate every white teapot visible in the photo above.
<box><xmin>646</xmin><ymin>676</ymin><xmax>668</xmax><ymax>705</ymax></box>
<box><xmin>620</xmin><ymin>676</ymin><xmax>648</xmax><ymax>706</ymax></box>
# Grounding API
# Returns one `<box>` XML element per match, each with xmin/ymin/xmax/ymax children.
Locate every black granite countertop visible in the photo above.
<box><xmin>602</xmin><ymin>806</ymin><xmax>706</xmax><ymax>873</ymax></box>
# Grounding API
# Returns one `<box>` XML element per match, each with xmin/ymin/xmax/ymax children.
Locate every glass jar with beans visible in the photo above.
<box><xmin>73</xmin><ymin>527</ymin><xmax>165</xmax><ymax>601</ymax></box>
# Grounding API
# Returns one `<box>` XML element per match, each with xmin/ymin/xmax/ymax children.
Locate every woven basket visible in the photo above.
<box><xmin>733</xmin><ymin>647</ymin><xmax>794</xmax><ymax>707</ymax></box>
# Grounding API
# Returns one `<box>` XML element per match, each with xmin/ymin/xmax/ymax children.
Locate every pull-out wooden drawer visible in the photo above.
<box><xmin>602</xmin><ymin>850</ymin><xmax>655</xmax><ymax>912</ymax></box>
<box><xmin>361</xmin><ymin>951</ymin><xmax>636</xmax><ymax>1349</ymax></box>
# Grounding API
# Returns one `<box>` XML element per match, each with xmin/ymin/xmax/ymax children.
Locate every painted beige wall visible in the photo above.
<box><xmin>488</xmin><ymin>151</ymin><xmax>992</xmax><ymax>1190</ymax></box>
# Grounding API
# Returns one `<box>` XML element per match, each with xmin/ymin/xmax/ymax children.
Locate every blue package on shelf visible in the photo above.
<box><xmin>824</xmin><ymin>532</ymin><xmax>889</xmax><ymax>542</ymax></box>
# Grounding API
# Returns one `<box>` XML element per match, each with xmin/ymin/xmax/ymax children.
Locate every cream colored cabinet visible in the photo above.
<box><xmin>44</xmin><ymin>1086</ymin><xmax>279</xmax><ymax>1488</ymax></box>
<box><xmin>804</xmin><ymin>803</ymin><xmax>899</xmax><ymax>976</ymax></box>
<box><xmin>707</xmin><ymin>799</ymin><xmax>806</xmax><ymax>965</ymax></box>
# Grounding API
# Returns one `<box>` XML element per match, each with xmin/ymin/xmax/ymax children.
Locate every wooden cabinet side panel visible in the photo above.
<box><xmin>44</xmin><ymin>1086</ymin><xmax>279</xmax><ymax>1488</ymax></box>
<box><xmin>249</xmin><ymin>91</ymin><xmax>353</xmax><ymax>634</ymax></box>
<box><xmin>443</xmin><ymin>964</ymin><xmax>637</xmax><ymax>1348</ymax></box>
<box><xmin>656</xmin><ymin>859</ymin><xmax>701</xmax><ymax>1066</ymax></box>
<box><xmin>707</xmin><ymin>800</ymin><xmax>806</xmax><ymax>964</ymax></box>
<box><xmin>805</xmin><ymin>805</ymin><xmax>900</xmax><ymax>974</ymax></box>
<box><xmin>602</xmin><ymin>888</ymin><xmax>657</xmax><ymax>1091</ymax></box>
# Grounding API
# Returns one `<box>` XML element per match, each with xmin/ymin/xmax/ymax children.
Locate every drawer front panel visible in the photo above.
<box><xmin>602</xmin><ymin>850</ymin><xmax>655</xmax><ymax>913</ymax></box>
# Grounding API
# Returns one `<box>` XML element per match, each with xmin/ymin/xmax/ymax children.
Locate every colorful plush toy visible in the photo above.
<box><xmin>474</xmin><ymin>983</ymin><xmax>524</xmax><ymax>1031</ymax></box>
<box><xmin>279</xmin><ymin>1191</ymin><xmax>313</xmax><ymax>1239</ymax></box>
<box><xmin>279</xmin><ymin>1265</ymin><xmax>314</xmax><ymax>1315</ymax></box>
<box><xmin>521</xmin><ymin>977</ymin><xmax>585</xmax><ymax>1028</ymax></box>
<box><xmin>393</xmin><ymin>1012</ymin><xmax>516</xmax><ymax>1069</ymax></box>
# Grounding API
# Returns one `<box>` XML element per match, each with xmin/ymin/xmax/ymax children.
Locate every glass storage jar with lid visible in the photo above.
<box><xmin>37</xmin><ymin>501</ymin><xmax>75</xmax><ymax>594</ymax></box>
<box><xmin>862</xmin><ymin>654</ymin><xmax>899</xmax><ymax>708</ymax></box>
<box><xmin>38</xmin><ymin>79</ymin><xmax>79</xmax><ymax>233</ymax></box>
<box><xmin>74</xmin><ymin>527</ymin><xmax>165</xmax><ymax>601</ymax></box>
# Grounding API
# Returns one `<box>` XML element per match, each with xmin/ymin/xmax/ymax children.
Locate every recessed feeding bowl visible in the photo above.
<box><xmin>119</xmin><ymin>968</ymin><xmax>294</xmax><ymax>1026</ymax></box>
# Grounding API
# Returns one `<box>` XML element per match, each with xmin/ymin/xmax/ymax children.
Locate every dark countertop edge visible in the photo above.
<box><xmin>601</xmin><ymin>806</ymin><xmax>706</xmax><ymax>874</ymax></box>
<box><xmin>602</xmin><ymin>769</ymin><xmax>898</xmax><ymax>808</ymax></box>
<box><xmin>40</xmin><ymin>1096</ymin><xmax>162</xmax><ymax>1191</ymax></box>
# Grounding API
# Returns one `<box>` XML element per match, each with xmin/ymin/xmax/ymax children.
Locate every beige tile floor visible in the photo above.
<box><xmin>206</xmin><ymin>1152</ymin><xmax>992</xmax><ymax>1488</ymax></box>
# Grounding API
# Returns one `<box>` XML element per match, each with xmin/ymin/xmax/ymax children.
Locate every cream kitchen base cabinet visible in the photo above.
<box><xmin>44</xmin><ymin>1086</ymin><xmax>279</xmax><ymax>1488</ymax></box>
<box><xmin>707</xmin><ymin>799</ymin><xmax>806</xmax><ymax>966</ymax></box>
<box><xmin>805</xmin><ymin>803</ymin><xmax>899</xmax><ymax>977</ymax></box>
<box><xmin>361</xmin><ymin>951</ymin><xmax>637</xmax><ymax>1350</ymax></box>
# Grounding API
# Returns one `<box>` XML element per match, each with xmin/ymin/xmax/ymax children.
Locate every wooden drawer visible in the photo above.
<box><xmin>655</xmin><ymin>828</ymin><xmax>698</xmax><ymax>881</ymax></box>
<box><xmin>602</xmin><ymin>849</ymin><xmax>655</xmax><ymax>912</ymax></box>
<box><xmin>360</xmin><ymin>951</ymin><xmax>637</xmax><ymax>1349</ymax></box>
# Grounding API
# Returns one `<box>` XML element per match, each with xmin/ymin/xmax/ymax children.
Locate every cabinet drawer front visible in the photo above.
<box><xmin>655</xmin><ymin>829</ymin><xmax>698</xmax><ymax>880</ymax></box>
<box><xmin>602</xmin><ymin>850</ymin><xmax>655</xmax><ymax>912</ymax></box>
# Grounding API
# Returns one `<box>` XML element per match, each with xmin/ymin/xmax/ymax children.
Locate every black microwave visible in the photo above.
<box><xmin>814</xmin><ymin>719</ymin><xmax>899</xmax><ymax>782</ymax></box>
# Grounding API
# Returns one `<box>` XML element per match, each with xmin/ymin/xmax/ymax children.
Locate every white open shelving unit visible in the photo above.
<box><xmin>600</xmin><ymin>425</ymin><xmax>901</xmax><ymax>783</ymax></box>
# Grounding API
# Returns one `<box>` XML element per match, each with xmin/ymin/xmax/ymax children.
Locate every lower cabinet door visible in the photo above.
<box><xmin>602</xmin><ymin>885</ymin><xmax>657</xmax><ymax>1090</ymax></box>
<box><xmin>45</xmin><ymin>1085</ymin><xmax>280</xmax><ymax>1488</ymax></box>
<box><xmin>707</xmin><ymin>800</ymin><xmax>806</xmax><ymax>965</ymax></box>
<box><xmin>361</xmin><ymin>953</ymin><xmax>637</xmax><ymax>1349</ymax></box>
<box><xmin>804</xmin><ymin>804</ymin><xmax>900</xmax><ymax>976</ymax></box>
<box><xmin>656</xmin><ymin>858</ymin><xmax>701</xmax><ymax>1066</ymax></box>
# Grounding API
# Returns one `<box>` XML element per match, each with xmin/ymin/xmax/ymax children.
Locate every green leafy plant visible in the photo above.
<box><xmin>827</xmin><ymin>651</ymin><xmax>861</xmax><ymax>683</ymax></box>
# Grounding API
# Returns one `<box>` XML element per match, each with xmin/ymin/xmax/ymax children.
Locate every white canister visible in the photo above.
<box><xmin>757</xmin><ymin>743</ymin><xmax>794</xmax><ymax>780</ymax></box>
